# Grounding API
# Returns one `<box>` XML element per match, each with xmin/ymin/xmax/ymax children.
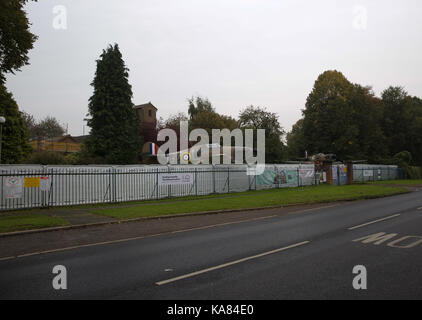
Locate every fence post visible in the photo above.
<box><xmin>113</xmin><ymin>167</ymin><xmax>117</xmax><ymax>203</ymax></box>
<box><xmin>227</xmin><ymin>167</ymin><xmax>230</xmax><ymax>193</ymax></box>
<box><xmin>276</xmin><ymin>167</ymin><xmax>280</xmax><ymax>189</ymax></box>
<box><xmin>255</xmin><ymin>171</ymin><xmax>257</xmax><ymax>190</ymax></box>
<box><xmin>156</xmin><ymin>168</ymin><xmax>159</xmax><ymax>200</ymax></box>
<box><xmin>48</xmin><ymin>167</ymin><xmax>54</xmax><ymax>207</ymax></box>
<box><xmin>108</xmin><ymin>167</ymin><xmax>112</xmax><ymax>203</ymax></box>
<box><xmin>195</xmin><ymin>168</ymin><xmax>198</xmax><ymax>196</ymax></box>
<box><xmin>297</xmin><ymin>168</ymin><xmax>300</xmax><ymax>187</ymax></box>
<box><xmin>248</xmin><ymin>166</ymin><xmax>251</xmax><ymax>191</ymax></box>
<box><xmin>0</xmin><ymin>170</ymin><xmax>3</xmax><ymax>210</ymax></box>
<box><xmin>212</xmin><ymin>165</ymin><xmax>216</xmax><ymax>194</ymax></box>
<box><xmin>337</xmin><ymin>166</ymin><xmax>340</xmax><ymax>186</ymax></box>
<box><xmin>167</xmin><ymin>165</ymin><xmax>171</xmax><ymax>198</ymax></box>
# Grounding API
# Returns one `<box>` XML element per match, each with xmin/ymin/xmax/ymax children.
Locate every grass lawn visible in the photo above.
<box><xmin>91</xmin><ymin>184</ymin><xmax>408</xmax><ymax>220</ymax></box>
<box><xmin>0</xmin><ymin>214</ymin><xmax>69</xmax><ymax>234</ymax></box>
<box><xmin>367</xmin><ymin>179</ymin><xmax>422</xmax><ymax>185</ymax></box>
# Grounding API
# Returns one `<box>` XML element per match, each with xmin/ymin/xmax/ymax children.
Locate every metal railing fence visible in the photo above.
<box><xmin>0</xmin><ymin>164</ymin><xmax>398</xmax><ymax>211</ymax></box>
<box><xmin>352</xmin><ymin>164</ymin><xmax>399</xmax><ymax>183</ymax></box>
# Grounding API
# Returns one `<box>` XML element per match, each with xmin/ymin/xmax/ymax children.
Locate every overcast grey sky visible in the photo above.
<box><xmin>5</xmin><ymin>0</ymin><xmax>422</xmax><ymax>136</ymax></box>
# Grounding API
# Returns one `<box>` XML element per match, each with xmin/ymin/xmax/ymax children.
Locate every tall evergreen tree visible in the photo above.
<box><xmin>0</xmin><ymin>84</ymin><xmax>30</xmax><ymax>163</ymax></box>
<box><xmin>86</xmin><ymin>44</ymin><xmax>141</xmax><ymax>164</ymax></box>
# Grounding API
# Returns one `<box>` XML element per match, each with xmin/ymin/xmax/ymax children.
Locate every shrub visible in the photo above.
<box><xmin>24</xmin><ymin>151</ymin><xmax>69</xmax><ymax>165</ymax></box>
<box><xmin>405</xmin><ymin>166</ymin><xmax>422</xmax><ymax>179</ymax></box>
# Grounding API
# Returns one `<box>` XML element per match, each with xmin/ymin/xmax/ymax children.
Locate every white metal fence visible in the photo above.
<box><xmin>0</xmin><ymin>163</ymin><xmax>398</xmax><ymax>211</ymax></box>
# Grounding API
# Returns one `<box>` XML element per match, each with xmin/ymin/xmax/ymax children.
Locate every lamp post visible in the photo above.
<box><xmin>0</xmin><ymin>116</ymin><xmax>5</xmax><ymax>164</ymax></box>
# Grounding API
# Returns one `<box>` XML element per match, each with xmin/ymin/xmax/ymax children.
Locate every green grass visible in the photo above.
<box><xmin>91</xmin><ymin>184</ymin><xmax>408</xmax><ymax>220</ymax></box>
<box><xmin>47</xmin><ymin>189</ymin><xmax>268</xmax><ymax>210</ymax></box>
<box><xmin>0</xmin><ymin>214</ymin><xmax>69</xmax><ymax>233</ymax></box>
<box><xmin>366</xmin><ymin>179</ymin><xmax>422</xmax><ymax>185</ymax></box>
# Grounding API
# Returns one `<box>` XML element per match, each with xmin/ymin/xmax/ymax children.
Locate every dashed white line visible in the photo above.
<box><xmin>348</xmin><ymin>214</ymin><xmax>401</xmax><ymax>230</ymax></box>
<box><xmin>156</xmin><ymin>241</ymin><xmax>310</xmax><ymax>286</ymax></box>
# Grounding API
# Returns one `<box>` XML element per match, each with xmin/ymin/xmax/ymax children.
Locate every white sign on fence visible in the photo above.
<box><xmin>4</xmin><ymin>177</ymin><xmax>23</xmax><ymax>199</ymax></box>
<box><xmin>299</xmin><ymin>169</ymin><xmax>314</xmax><ymax>178</ymax></box>
<box><xmin>40</xmin><ymin>176</ymin><xmax>50</xmax><ymax>191</ymax></box>
<box><xmin>363</xmin><ymin>170</ymin><xmax>373</xmax><ymax>177</ymax></box>
<box><xmin>158</xmin><ymin>173</ymin><xmax>194</xmax><ymax>185</ymax></box>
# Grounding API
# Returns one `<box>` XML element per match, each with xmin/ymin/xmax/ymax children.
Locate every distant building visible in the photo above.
<box><xmin>135</xmin><ymin>102</ymin><xmax>157</xmax><ymax>127</ymax></box>
<box><xmin>135</xmin><ymin>102</ymin><xmax>159</xmax><ymax>157</ymax></box>
<box><xmin>29</xmin><ymin>135</ymin><xmax>87</xmax><ymax>153</ymax></box>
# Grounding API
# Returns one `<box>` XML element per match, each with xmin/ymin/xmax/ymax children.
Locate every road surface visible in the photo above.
<box><xmin>1</xmin><ymin>190</ymin><xmax>422</xmax><ymax>299</ymax></box>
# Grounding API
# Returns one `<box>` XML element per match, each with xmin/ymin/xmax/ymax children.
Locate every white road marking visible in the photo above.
<box><xmin>348</xmin><ymin>214</ymin><xmax>401</xmax><ymax>230</ymax></box>
<box><xmin>0</xmin><ymin>256</ymin><xmax>14</xmax><ymax>262</ymax></box>
<box><xmin>288</xmin><ymin>204</ymin><xmax>339</xmax><ymax>214</ymax></box>
<box><xmin>156</xmin><ymin>241</ymin><xmax>310</xmax><ymax>286</ymax></box>
<box><xmin>417</xmin><ymin>207</ymin><xmax>422</xmax><ymax>210</ymax></box>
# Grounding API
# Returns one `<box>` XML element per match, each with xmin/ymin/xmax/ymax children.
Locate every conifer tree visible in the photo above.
<box><xmin>86</xmin><ymin>44</ymin><xmax>141</xmax><ymax>164</ymax></box>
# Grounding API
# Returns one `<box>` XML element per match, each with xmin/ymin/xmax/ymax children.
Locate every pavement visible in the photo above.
<box><xmin>0</xmin><ymin>190</ymin><xmax>421</xmax><ymax>299</ymax></box>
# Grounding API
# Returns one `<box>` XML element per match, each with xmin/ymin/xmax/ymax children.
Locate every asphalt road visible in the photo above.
<box><xmin>1</xmin><ymin>190</ymin><xmax>422</xmax><ymax>300</ymax></box>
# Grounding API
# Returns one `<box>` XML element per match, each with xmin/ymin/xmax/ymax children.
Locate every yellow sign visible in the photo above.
<box><xmin>24</xmin><ymin>177</ymin><xmax>41</xmax><ymax>188</ymax></box>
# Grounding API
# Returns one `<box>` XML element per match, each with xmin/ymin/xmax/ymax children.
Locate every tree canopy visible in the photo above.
<box><xmin>287</xmin><ymin>70</ymin><xmax>422</xmax><ymax>166</ymax></box>
<box><xmin>0</xmin><ymin>0</ymin><xmax>37</xmax><ymax>83</ymax></box>
<box><xmin>239</xmin><ymin>105</ymin><xmax>285</xmax><ymax>163</ymax></box>
<box><xmin>187</xmin><ymin>96</ymin><xmax>214</xmax><ymax>120</ymax></box>
<box><xmin>23</xmin><ymin>112</ymin><xmax>65</xmax><ymax>140</ymax></box>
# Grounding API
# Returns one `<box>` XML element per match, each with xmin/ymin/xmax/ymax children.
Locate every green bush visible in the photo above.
<box><xmin>405</xmin><ymin>166</ymin><xmax>422</xmax><ymax>179</ymax></box>
<box><xmin>393</xmin><ymin>151</ymin><xmax>412</xmax><ymax>166</ymax></box>
<box><xmin>24</xmin><ymin>151</ymin><xmax>69</xmax><ymax>165</ymax></box>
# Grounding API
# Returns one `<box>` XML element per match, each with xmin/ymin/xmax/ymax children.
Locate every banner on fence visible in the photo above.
<box><xmin>256</xmin><ymin>170</ymin><xmax>275</xmax><ymax>185</ymax></box>
<box><xmin>4</xmin><ymin>177</ymin><xmax>23</xmax><ymax>199</ymax></box>
<box><xmin>158</xmin><ymin>173</ymin><xmax>194</xmax><ymax>185</ymax></box>
<box><xmin>299</xmin><ymin>169</ymin><xmax>314</xmax><ymax>178</ymax></box>
<box><xmin>363</xmin><ymin>170</ymin><xmax>373</xmax><ymax>177</ymax></box>
<box><xmin>256</xmin><ymin>169</ymin><xmax>299</xmax><ymax>185</ymax></box>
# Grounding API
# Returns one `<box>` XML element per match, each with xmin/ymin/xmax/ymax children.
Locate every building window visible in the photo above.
<box><xmin>148</xmin><ymin>110</ymin><xmax>152</xmax><ymax>117</ymax></box>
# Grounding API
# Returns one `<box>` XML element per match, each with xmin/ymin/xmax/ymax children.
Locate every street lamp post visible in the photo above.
<box><xmin>0</xmin><ymin>116</ymin><xmax>5</xmax><ymax>164</ymax></box>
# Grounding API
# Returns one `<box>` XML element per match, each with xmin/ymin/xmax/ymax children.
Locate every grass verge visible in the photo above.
<box><xmin>366</xmin><ymin>179</ymin><xmax>422</xmax><ymax>185</ymax></box>
<box><xmin>91</xmin><ymin>184</ymin><xmax>408</xmax><ymax>220</ymax></box>
<box><xmin>0</xmin><ymin>214</ymin><xmax>69</xmax><ymax>234</ymax></box>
